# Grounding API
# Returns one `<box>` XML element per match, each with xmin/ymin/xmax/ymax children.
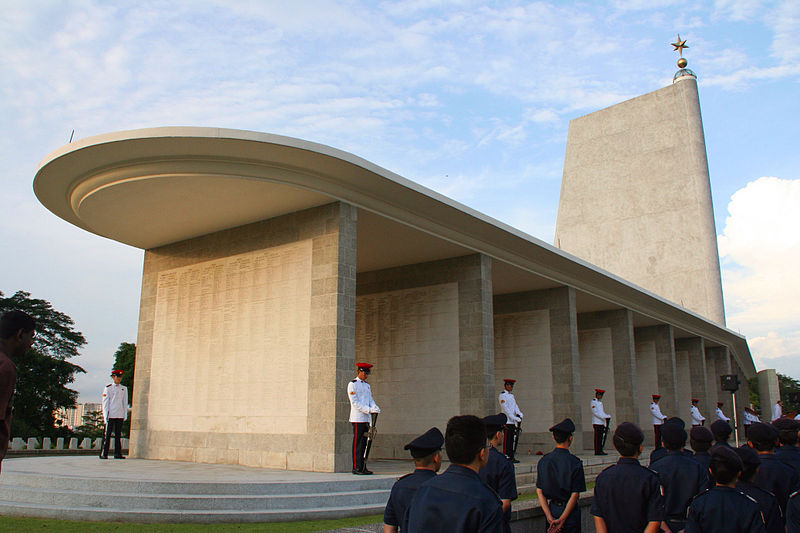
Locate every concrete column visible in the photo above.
<box><xmin>635</xmin><ymin>325</ymin><xmax>678</xmax><ymax>435</ymax></box>
<box><xmin>704</xmin><ymin>349</ymin><xmax>720</xmax><ymax>411</ymax></box>
<box><xmin>676</xmin><ymin>337</ymin><xmax>708</xmax><ymax>422</ymax></box>
<box><xmin>758</xmin><ymin>369</ymin><xmax>781</xmax><ymax>421</ymax></box>
<box><xmin>578</xmin><ymin>309</ymin><xmax>638</xmax><ymax>429</ymax></box>
<box><xmin>707</xmin><ymin>346</ymin><xmax>732</xmax><ymax>419</ymax></box>
<box><xmin>735</xmin><ymin>360</ymin><xmax>750</xmax><ymax>444</ymax></box>
<box><xmin>675</xmin><ymin>349</ymin><xmax>691</xmax><ymax>417</ymax></box>
<box><xmin>356</xmin><ymin>253</ymin><xmax>494</xmax><ymax>458</ymax></box>
<box><xmin>494</xmin><ymin>286</ymin><xmax>582</xmax><ymax>451</ymax></box>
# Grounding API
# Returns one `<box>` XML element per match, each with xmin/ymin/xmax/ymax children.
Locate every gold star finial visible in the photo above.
<box><xmin>671</xmin><ymin>34</ymin><xmax>689</xmax><ymax>57</ymax></box>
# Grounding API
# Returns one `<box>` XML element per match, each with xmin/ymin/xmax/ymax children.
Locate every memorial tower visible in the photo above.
<box><xmin>554</xmin><ymin>37</ymin><xmax>725</xmax><ymax>325</ymax></box>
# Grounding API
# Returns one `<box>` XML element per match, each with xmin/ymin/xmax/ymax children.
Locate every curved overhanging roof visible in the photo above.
<box><xmin>34</xmin><ymin>127</ymin><xmax>754</xmax><ymax>377</ymax></box>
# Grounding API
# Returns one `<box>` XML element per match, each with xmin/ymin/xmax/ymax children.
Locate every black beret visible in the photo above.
<box><xmin>665</xmin><ymin>417</ymin><xmax>686</xmax><ymax>429</ymax></box>
<box><xmin>748</xmin><ymin>422</ymin><xmax>779</xmax><ymax>443</ymax></box>
<box><xmin>404</xmin><ymin>427</ymin><xmax>444</xmax><ymax>458</ymax></box>
<box><xmin>549</xmin><ymin>418</ymin><xmax>576</xmax><ymax>434</ymax></box>
<box><xmin>735</xmin><ymin>445</ymin><xmax>761</xmax><ymax>468</ymax></box>
<box><xmin>690</xmin><ymin>426</ymin><xmax>713</xmax><ymax>443</ymax></box>
<box><xmin>483</xmin><ymin>413</ymin><xmax>508</xmax><ymax>433</ymax></box>
<box><xmin>661</xmin><ymin>423</ymin><xmax>687</xmax><ymax>447</ymax></box>
<box><xmin>614</xmin><ymin>422</ymin><xmax>644</xmax><ymax>446</ymax></box>
<box><xmin>773</xmin><ymin>418</ymin><xmax>800</xmax><ymax>431</ymax></box>
<box><xmin>712</xmin><ymin>446</ymin><xmax>743</xmax><ymax>471</ymax></box>
<box><xmin>710</xmin><ymin>420</ymin><xmax>733</xmax><ymax>438</ymax></box>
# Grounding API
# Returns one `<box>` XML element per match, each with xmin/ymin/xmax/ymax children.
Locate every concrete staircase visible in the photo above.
<box><xmin>0</xmin><ymin>468</ymin><xmax>395</xmax><ymax>523</ymax></box>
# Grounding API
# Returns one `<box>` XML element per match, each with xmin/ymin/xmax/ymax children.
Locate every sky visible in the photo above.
<box><xmin>1</xmin><ymin>0</ymin><xmax>798</xmax><ymax>403</ymax></box>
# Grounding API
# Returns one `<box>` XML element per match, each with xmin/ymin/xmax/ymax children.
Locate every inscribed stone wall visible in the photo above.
<box><xmin>355</xmin><ymin>283</ymin><xmax>460</xmax><ymax>445</ymax></box>
<box><xmin>579</xmin><ymin>328</ymin><xmax>614</xmax><ymax>448</ymax></box>
<box><xmin>635</xmin><ymin>340</ymin><xmax>659</xmax><ymax>440</ymax></box>
<box><xmin>149</xmin><ymin>241</ymin><xmax>312</xmax><ymax>435</ymax></box>
<box><xmin>493</xmin><ymin>310</ymin><xmax>552</xmax><ymax>434</ymax></box>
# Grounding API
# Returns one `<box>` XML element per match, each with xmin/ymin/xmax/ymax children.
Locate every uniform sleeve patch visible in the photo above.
<box><xmin>350</xmin><ymin>391</ymin><xmax>356</xmax><ymax>395</ymax></box>
<box><xmin>500</xmin><ymin>400</ymin><xmax>505</xmax><ymax>403</ymax></box>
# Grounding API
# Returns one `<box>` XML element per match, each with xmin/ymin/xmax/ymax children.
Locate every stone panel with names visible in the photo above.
<box><xmin>149</xmin><ymin>240</ymin><xmax>313</xmax><ymax>435</ymax></box>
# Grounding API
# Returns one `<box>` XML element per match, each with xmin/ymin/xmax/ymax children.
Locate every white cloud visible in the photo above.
<box><xmin>719</xmin><ymin>177</ymin><xmax>800</xmax><ymax>373</ymax></box>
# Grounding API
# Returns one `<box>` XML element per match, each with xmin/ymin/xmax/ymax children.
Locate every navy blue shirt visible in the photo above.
<box><xmin>753</xmin><ymin>453</ymin><xmax>800</xmax><ymax>514</ymax></box>
<box><xmin>479</xmin><ymin>447</ymin><xmax>517</xmax><ymax>532</ymax></box>
<box><xmin>383</xmin><ymin>468</ymin><xmax>437</xmax><ymax>528</ymax></box>
<box><xmin>406</xmin><ymin>464</ymin><xmax>504</xmax><ymax>533</ymax></box>
<box><xmin>777</xmin><ymin>445</ymin><xmax>800</xmax><ymax>476</ymax></box>
<box><xmin>591</xmin><ymin>457</ymin><xmax>665</xmax><ymax>532</ymax></box>
<box><xmin>536</xmin><ymin>447</ymin><xmax>586</xmax><ymax>532</ymax></box>
<box><xmin>787</xmin><ymin>490</ymin><xmax>800</xmax><ymax>533</ymax></box>
<box><xmin>686</xmin><ymin>486</ymin><xmax>766</xmax><ymax>533</ymax></box>
<box><xmin>692</xmin><ymin>451</ymin><xmax>713</xmax><ymax>484</ymax></box>
<box><xmin>649</xmin><ymin>446</ymin><xmax>692</xmax><ymax>466</ymax></box>
<box><xmin>650</xmin><ymin>451</ymin><xmax>710</xmax><ymax>529</ymax></box>
<box><xmin>737</xmin><ymin>480</ymin><xmax>784</xmax><ymax>533</ymax></box>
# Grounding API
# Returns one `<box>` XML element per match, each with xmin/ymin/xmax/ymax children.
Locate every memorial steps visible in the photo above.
<box><xmin>0</xmin><ymin>453</ymin><xmax>627</xmax><ymax>523</ymax></box>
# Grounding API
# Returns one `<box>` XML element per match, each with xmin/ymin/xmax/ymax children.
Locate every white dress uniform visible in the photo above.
<box><xmin>101</xmin><ymin>382</ymin><xmax>128</xmax><ymax>423</ymax></box>
<box><xmin>650</xmin><ymin>402</ymin><xmax>667</xmax><ymax>425</ymax></box>
<box><xmin>715</xmin><ymin>407</ymin><xmax>731</xmax><ymax>422</ymax></box>
<box><xmin>347</xmin><ymin>377</ymin><xmax>380</xmax><ymax>422</ymax></box>
<box><xmin>773</xmin><ymin>402</ymin><xmax>783</xmax><ymax>421</ymax></box>
<box><xmin>690</xmin><ymin>404</ymin><xmax>705</xmax><ymax>425</ymax></box>
<box><xmin>744</xmin><ymin>410</ymin><xmax>761</xmax><ymax>425</ymax></box>
<box><xmin>499</xmin><ymin>390</ymin><xmax>523</xmax><ymax>425</ymax></box>
<box><xmin>591</xmin><ymin>398</ymin><xmax>611</xmax><ymax>425</ymax></box>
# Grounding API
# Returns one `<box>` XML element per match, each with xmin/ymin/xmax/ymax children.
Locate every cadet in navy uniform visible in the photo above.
<box><xmin>536</xmin><ymin>418</ymin><xmax>586</xmax><ymax>533</ymax></box>
<box><xmin>498</xmin><ymin>379</ymin><xmax>523</xmax><ymax>462</ymax></box>
<box><xmin>685</xmin><ymin>447</ymin><xmax>766</xmax><ymax>533</ymax></box>
<box><xmin>750</xmin><ymin>421</ymin><xmax>800</xmax><ymax>515</ymax></box>
<box><xmin>590</xmin><ymin>389</ymin><xmax>611</xmax><ymax>455</ymax></box>
<box><xmin>774</xmin><ymin>418</ymin><xmax>800</xmax><ymax>476</ymax></box>
<box><xmin>406</xmin><ymin>415</ymin><xmax>504</xmax><ymax>533</ymax></box>
<box><xmin>591</xmin><ymin>422</ymin><xmax>665</xmax><ymax>533</ymax></box>
<box><xmin>650</xmin><ymin>423</ymin><xmax>710</xmax><ymax>532</ymax></box>
<box><xmin>735</xmin><ymin>445</ymin><xmax>784</xmax><ymax>533</ymax></box>
<box><xmin>689</xmin><ymin>426</ymin><xmax>714</xmax><ymax>485</ymax></box>
<box><xmin>710</xmin><ymin>419</ymin><xmax>733</xmax><ymax>449</ymax></box>
<box><xmin>649</xmin><ymin>417</ymin><xmax>693</xmax><ymax>466</ymax></box>
<box><xmin>787</xmin><ymin>490</ymin><xmax>800</xmax><ymax>533</ymax></box>
<box><xmin>383</xmin><ymin>427</ymin><xmax>443</xmax><ymax>533</ymax></box>
<box><xmin>480</xmin><ymin>414</ymin><xmax>518</xmax><ymax>533</ymax></box>
<box><xmin>347</xmin><ymin>362</ymin><xmax>380</xmax><ymax>475</ymax></box>
<box><xmin>100</xmin><ymin>369</ymin><xmax>129</xmax><ymax>459</ymax></box>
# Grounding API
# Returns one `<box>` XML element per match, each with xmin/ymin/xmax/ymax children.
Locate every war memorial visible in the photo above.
<box><xmin>1</xmin><ymin>50</ymin><xmax>770</xmax><ymax>524</ymax></box>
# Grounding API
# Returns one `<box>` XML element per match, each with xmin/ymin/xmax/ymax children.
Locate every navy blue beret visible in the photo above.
<box><xmin>404</xmin><ymin>427</ymin><xmax>444</xmax><ymax>458</ymax></box>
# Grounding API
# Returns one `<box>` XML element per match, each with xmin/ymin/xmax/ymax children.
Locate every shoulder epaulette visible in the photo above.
<box><xmin>351</xmin><ymin>379</ymin><xmax>357</xmax><ymax>383</ymax></box>
<box><xmin>105</xmin><ymin>383</ymin><xmax>112</xmax><ymax>387</ymax></box>
<box><xmin>791</xmin><ymin>490</ymin><xmax>800</xmax><ymax>499</ymax></box>
<box><xmin>689</xmin><ymin>488</ymin><xmax>712</xmax><ymax>503</ymax></box>
<box><xmin>742</xmin><ymin>492</ymin><xmax>759</xmax><ymax>505</ymax></box>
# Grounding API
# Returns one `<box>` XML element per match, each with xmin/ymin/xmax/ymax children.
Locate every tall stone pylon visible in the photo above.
<box><xmin>554</xmin><ymin>45</ymin><xmax>726</xmax><ymax>325</ymax></box>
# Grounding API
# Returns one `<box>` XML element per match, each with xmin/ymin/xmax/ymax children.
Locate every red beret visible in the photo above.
<box><xmin>504</xmin><ymin>379</ymin><xmax>516</xmax><ymax>384</ymax></box>
<box><xmin>595</xmin><ymin>389</ymin><xmax>605</xmax><ymax>394</ymax></box>
<box><xmin>356</xmin><ymin>363</ymin><xmax>373</xmax><ymax>369</ymax></box>
<box><xmin>691</xmin><ymin>398</ymin><xmax>699</xmax><ymax>403</ymax></box>
<box><xmin>652</xmin><ymin>394</ymin><xmax>661</xmax><ymax>399</ymax></box>
<box><xmin>111</xmin><ymin>369</ymin><xmax>124</xmax><ymax>376</ymax></box>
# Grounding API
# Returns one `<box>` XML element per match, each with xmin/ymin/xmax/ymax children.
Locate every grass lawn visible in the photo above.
<box><xmin>0</xmin><ymin>514</ymin><xmax>384</xmax><ymax>532</ymax></box>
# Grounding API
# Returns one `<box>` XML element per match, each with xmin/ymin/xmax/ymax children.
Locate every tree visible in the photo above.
<box><xmin>112</xmin><ymin>342</ymin><xmax>136</xmax><ymax>401</ymax></box>
<box><xmin>75</xmin><ymin>410</ymin><xmax>105</xmax><ymax>439</ymax></box>
<box><xmin>0</xmin><ymin>290</ymin><xmax>86</xmax><ymax>436</ymax></box>
<box><xmin>778</xmin><ymin>373</ymin><xmax>800</xmax><ymax>415</ymax></box>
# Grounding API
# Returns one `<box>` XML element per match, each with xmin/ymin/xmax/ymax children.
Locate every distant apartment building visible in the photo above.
<box><xmin>55</xmin><ymin>402</ymin><xmax>101</xmax><ymax>430</ymax></box>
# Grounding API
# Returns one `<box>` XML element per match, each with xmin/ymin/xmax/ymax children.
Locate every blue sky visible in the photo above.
<box><xmin>1</xmin><ymin>0</ymin><xmax>798</xmax><ymax>402</ymax></box>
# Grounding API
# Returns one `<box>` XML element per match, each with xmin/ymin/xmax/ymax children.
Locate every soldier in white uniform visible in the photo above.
<box><xmin>499</xmin><ymin>379</ymin><xmax>523</xmax><ymax>462</ymax></box>
<box><xmin>743</xmin><ymin>406</ymin><xmax>760</xmax><ymax>437</ymax></box>
<box><xmin>650</xmin><ymin>394</ymin><xmax>668</xmax><ymax>449</ymax></box>
<box><xmin>347</xmin><ymin>362</ymin><xmax>380</xmax><ymax>475</ymax></box>
<box><xmin>715</xmin><ymin>402</ymin><xmax>731</xmax><ymax>422</ymax></box>
<box><xmin>773</xmin><ymin>400</ymin><xmax>783</xmax><ymax>421</ymax></box>
<box><xmin>591</xmin><ymin>389</ymin><xmax>611</xmax><ymax>455</ymax></box>
<box><xmin>100</xmin><ymin>369</ymin><xmax>129</xmax><ymax>459</ymax></box>
<box><xmin>689</xmin><ymin>398</ymin><xmax>705</xmax><ymax>427</ymax></box>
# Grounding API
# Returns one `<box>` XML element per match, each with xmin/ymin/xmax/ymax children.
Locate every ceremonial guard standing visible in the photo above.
<box><xmin>383</xmin><ymin>427</ymin><xmax>443</xmax><ymax>533</ymax></box>
<box><xmin>100</xmin><ymin>369</ymin><xmax>129</xmax><ymax>460</ymax></box>
<box><xmin>347</xmin><ymin>362</ymin><xmax>380</xmax><ymax>475</ymax></box>
<box><xmin>689</xmin><ymin>399</ymin><xmax>705</xmax><ymax>426</ymax></box>
<box><xmin>591</xmin><ymin>389</ymin><xmax>611</xmax><ymax>455</ymax></box>
<box><xmin>715</xmin><ymin>402</ymin><xmax>731</xmax><ymax>422</ymax></box>
<box><xmin>650</xmin><ymin>394</ymin><xmax>667</xmax><ymax>450</ymax></box>
<box><xmin>498</xmin><ymin>379</ymin><xmax>523</xmax><ymax>462</ymax></box>
<box><xmin>774</xmin><ymin>400</ymin><xmax>784</xmax><ymax>421</ymax></box>
<box><xmin>480</xmin><ymin>414</ymin><xmax>518</xmax><ymax>533</ymax></box>
<box><xmin>536</xmin><ymin>418</ymin><xmax>586</xmax><ymax>533</ymax></box>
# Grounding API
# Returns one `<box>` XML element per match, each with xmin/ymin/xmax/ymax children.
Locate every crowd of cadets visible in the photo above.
<box><xmin>371</xmin><ymin>372</ymin><xmax>800</xmax><ymax>532</ymax></box>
